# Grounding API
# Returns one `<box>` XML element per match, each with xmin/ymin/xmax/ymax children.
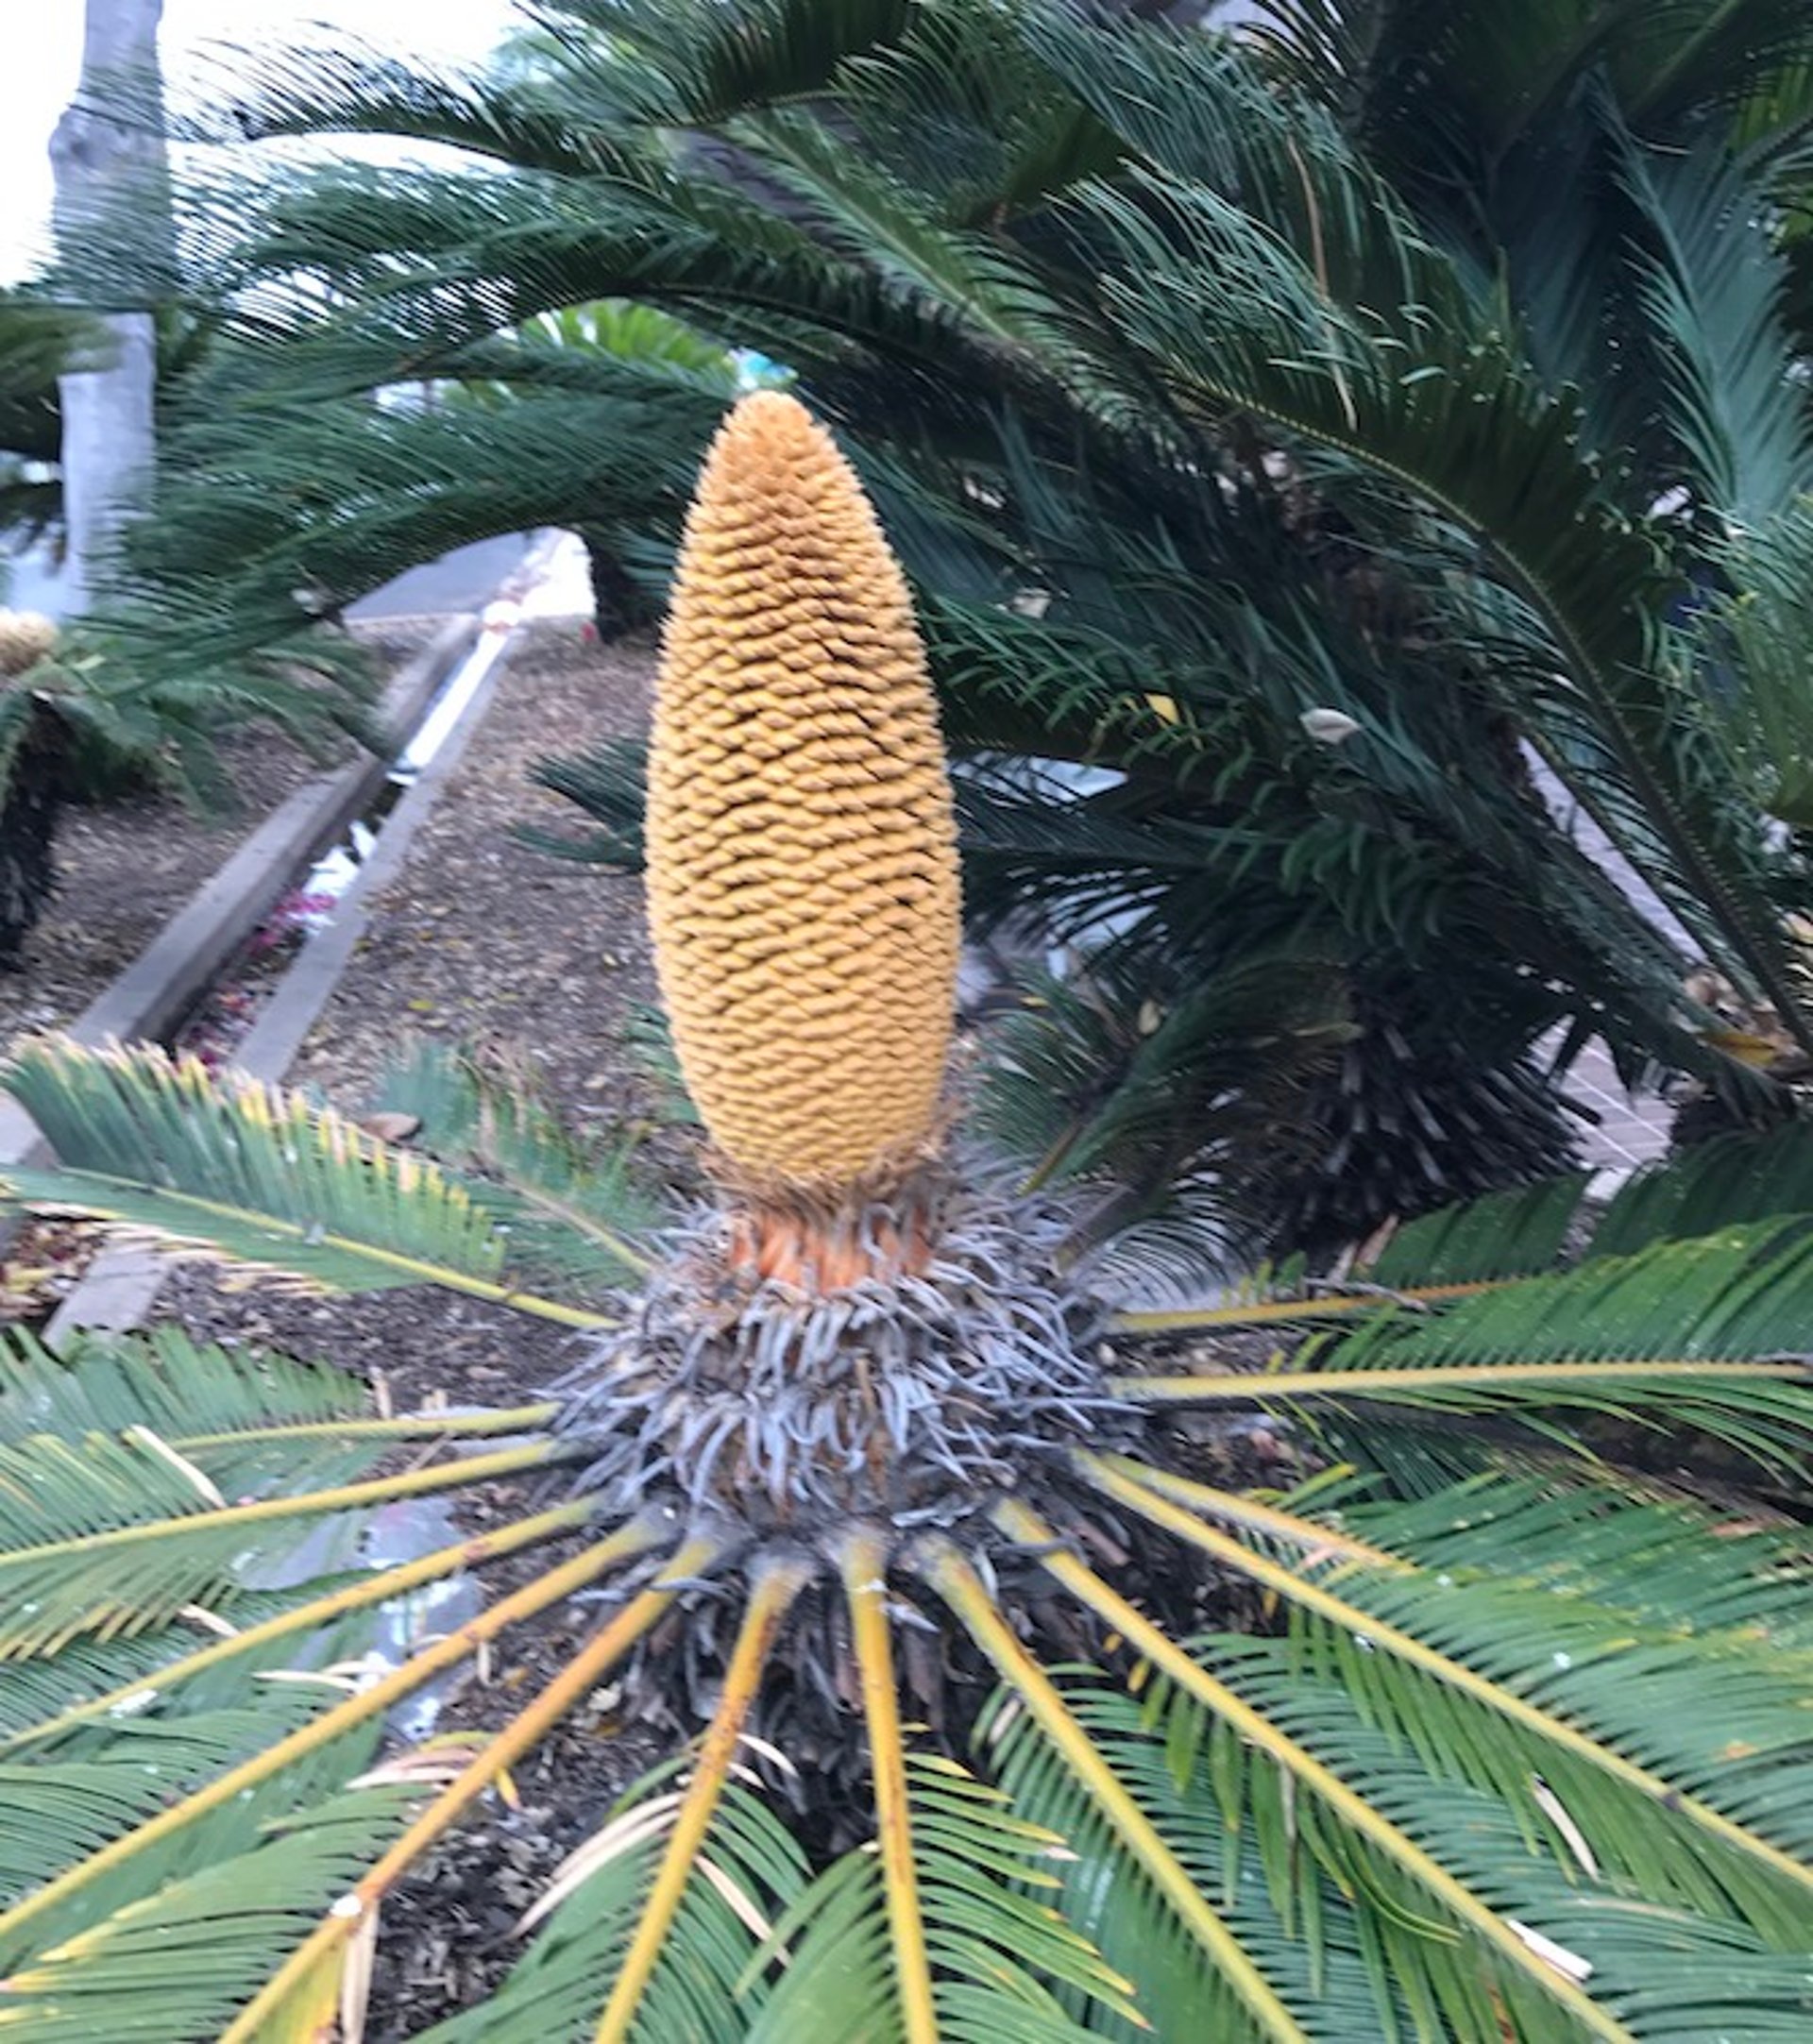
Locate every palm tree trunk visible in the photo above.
<box><xmin>49</xmin><ymin>0</ymin><xmax>165</xmax><ymax>617</ymax></box>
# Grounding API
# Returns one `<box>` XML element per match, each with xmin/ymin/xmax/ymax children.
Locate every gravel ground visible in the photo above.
<box><xmin>0</xmin><ymin>620</ymin><xmax>433</xmax><ymax>1045</ymax></box>
<box><xmin>138</xmin><ymin>621</ymin><xmax>674</xmax><ymax>1405</ymax></box>
<box><xmin>287</xmin><ymin>620</ymin><xmax>667</xmax><ymax>1133</ymax></box>
<box><xmin>128</xmin><ymin>623</ymin><xmax>689</xmax><ymax>2032</ymax></box>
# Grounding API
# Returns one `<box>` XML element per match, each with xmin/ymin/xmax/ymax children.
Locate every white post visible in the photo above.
<box><xmin>49</xmin><ymin>0</ymin><xmax>165</xmax><ymax>617</ymax></box>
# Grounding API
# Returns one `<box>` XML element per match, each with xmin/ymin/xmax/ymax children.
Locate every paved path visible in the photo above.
<box><xmin>1567</xmin><ymin>1040</ymin><xmax>1671</xmax><ymax>1177</ymax></box>
<box><xmin>1530</xmin><ymin>755</ymin><xmax>1680</xmax><ymax>1176</ymax></box>
<box><xmin>349</xmin><ymin>533</ymin><xmax>535</xmax><ymax>618</ymax></box>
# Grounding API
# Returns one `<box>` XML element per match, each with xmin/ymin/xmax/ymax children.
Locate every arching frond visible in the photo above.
<box><xmin>0</xmin><ymin>1779</ymin><xmax>424</xmax><ymax>2043</ymax></box>
<box><xmin>2</xmin><ymin>1037</ymin><xmax>618</xmax><ymax>1326</ymax></box>
<box><xmin>923</xmin><ymin>1539</ymin><xmax>1314</xmax><ymax>2042</ymax></box>
<box><xmin>1116</xmin><ymin>1118</ymin><xmax>1813</xmax><ymax>1317</ymax></box>
<box><xmin>216</xmin><ymin>1537</ymin><xmax>716</xmax><ymax>2041</ymax></box>
<box><xmin>1112</xmin><ymin>1216</ymin><xmax>1813</xmax><ymax>1482</ymax></box>
<box><xmin>368</xmin><ymin>1041</ymin><xmax>662</xmax><ymax>1289</ymax></box>
<box><xmin>0</xmin><ymin>1325</ymin><xmax>364</xmax><ymax>1447</ymax></box>
<box><xmin>1066</xmin><ymin>1460</ymin><xmax>1813</xmax><ymax>1935</ymax></box>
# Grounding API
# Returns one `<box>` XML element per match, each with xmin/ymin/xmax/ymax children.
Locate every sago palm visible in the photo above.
<box><xmin>4</xmin><ymin>392</ymin><xmax>1813</xmax><ymax>2041</ymax></box>
<box><xmin>77</xmin><ymin>0</ymin><xmax>1813</xmax><ymax>1250</ymax></box>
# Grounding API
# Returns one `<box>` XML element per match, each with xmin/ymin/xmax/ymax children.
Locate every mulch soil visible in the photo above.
<box><xmin>0</xmin><ymin>620</ymin><xmax>433</xmax><ymax>1047</ymax></box>
<box><xmin>286</xmin><ymin>620</ymin><xmax>668</xmax><ymax>1129</ymax></box>
<box><xmin>134</xmin><ymin>620</ymin><xmax>690</xmax><ymax>2029</ymax></box>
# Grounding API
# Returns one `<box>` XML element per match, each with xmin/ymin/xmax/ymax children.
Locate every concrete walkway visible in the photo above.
<box><xmin>1567</xmin><ymin>1040</ymin><xmax>1671</xmax><ymax>1176</ymax></box>
<box><xmin>1533</xmin><ymin>755</ymin><xmax>1680</xmax><ymax>1176</ymax></box>
<box><xmin>349</xmin><ymin>533</ymin><xmax>535</xmax><ymax>618</ymax></box>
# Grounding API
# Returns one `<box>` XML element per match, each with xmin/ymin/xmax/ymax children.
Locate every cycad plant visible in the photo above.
<box><xmin>0</xmin><ymin>591</ymin><xmax>374</xmax><ymax>969</ymax></box>
<box><xmin>73</xmin><ymin>0</ymin><xmax>1813</xmax><ymax>1251</ymax></box>
<box><xmin>4</xmin><ymin>392</ymin><xmax>1813</xmax><ymax>2041</ymax></box>
<box><xmin>0</xmin><ymin>610</ymin><xmax>71</xmax><ymax>961</ymax></box>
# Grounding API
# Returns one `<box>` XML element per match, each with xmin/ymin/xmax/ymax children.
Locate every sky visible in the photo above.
<box><xmin>3</xmin><ymin>1</ymin><xmax>520</xmax><ymax>282</ymax></box>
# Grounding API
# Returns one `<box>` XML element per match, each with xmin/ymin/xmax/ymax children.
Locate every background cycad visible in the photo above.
<box><xmin>93</xmin><ymin>0</ymin><xmax>1813</xmax><ymax>1258</ymax></box>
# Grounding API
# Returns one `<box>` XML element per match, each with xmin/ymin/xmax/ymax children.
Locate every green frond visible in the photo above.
<box><xmin>0</xmin><ymin>1782</ymin><xmax>422</xmax><ymax>2041</ymax></box>
<box><xmin>369</xmin><ymin>1040</ymin><xmax>663</xmax><ymax>1291</ymax></box>
<box><xmin>0</xmin><ymin>1512</ymin><xmax>589</xmax><ymax>1778</ymax></box>
<box><xmin>0</xmin><ymin>1429</ymin><xmax>265</xmax><ymax>1549</ymax></box>
<box><xmin>1023</xmin><ymin>12</ymin><xmax>1810</xmax><ymax>1046</ymax></box>
<box><xmin>575</xmin><ymin>0</ymin><xmax>913</xmax><ymax>127</ymax></box>
<box><xmin>521</xmin><ymin>735</ymin><xmax>648</xmax><ymax>869</ymax></box>
<box><xmin>0</xmin><ymin>1325</ymin><xmax>391</xmax><ymax>1499</ymax></box>
<box><xmin>415</xmin><ymin>1570</ymin><xmax>805</xmax><ymax>2043</ymax></box>
<box><xmin>1003</xmin><ymin>1673</ymin><xmax>1813</xmax><ymax>2043</ymax></box>
<box><xmin>1696</xmin><ymin>504</ymin><xmax>1813</xmax><ymax>828</ymax></box>
<box><xmin>982</xmin><ymin>1677</ymin><xmax>1412</xmax><ymax>2042</ymax></box>
<box><xmin>0</xmin><ymin>1519</ymin><xmax>658</xmax><ymax>1984</ymax></box>
<box><xmin>590</xmin><ymin>1562</ymin><xmax>808</xmax><ymax>2040</ymax></box>
<box><xmin>1132</xmin><ymin>1118</ymin><xmax>1813</xmax><ymax>1306</ymax></box>
<box><xmin>1</xmin><ymin>1037</ymin><xmax>608</xmax><ymax>1327</ymax></box>
<box><xmin>923</xmin><ymin>1540</ymin><xmax>1313</xmax><ymax>2042</ymax></box>
<box><xmin>748</xmin><ymin>1755</ymin><xmax>1131</xmax><ymax>2044</ymax></box>
<box><xmin>835</xmin><ymin>1533</ymin><xmax>1136</xmax><ymax>2042</ymax></box>
<box><xmin>1118</xmin><ymin>1215</ymin><xmax>1813</xmax><ymax>1480</ymax></box>
<box><xmin>1335</xmin><ymin>1469</ymin><xmax>1813</xmax><ymax>1644</ymax></box>
<box><xmin>0</xmin><ymin>1326</ymin><xmax>364</xmax><ymax>1449</ymax></box>
<box><xmin>1120</xmin><ymin>1111</ymin><xmax>1813</xmax><ymax>1348</ymax></box>
<box><xmin>839</xmin><ymin>1529</ymin><xmax>940</xmax><ymax>2043</ymax></box>
<box><xmin>0</xmin><ymin>1326</ymin><xmax>599</xmax><ymax>2009</ymax></box>
<box><xmin>217</xmin><ymin>1537</ymin><xmax>716</xmax><ymax>2041</ymax></box>
<box><xmin>0</xmin><ymin>1437</ymin><xmax>579</xmax><ymax>1661</ymax></box>
<box><xmin>417</xmin><ymin>1774</ymin><xmax>806</xmax><ymax>2043</ymax></box>
<box><xmin>838</xmin><ymin>0</ymin><xmax>1124</xmax><ymax>221</ymax></box>
<box><xmin>1364</xmin><ymin>1173</ymin><xmax>1596</xmax><ymax>1287</ymax></box>
<box><xmin>1624</xmin><ymin>0</ymin><xmax>1813</xmax><ymax>134</ymax></box>
<box><xmin>1003</xmin><ymin>1498</ymin><xmax>1660</xmax><ymax>2041</ymax></box>
<box><xmin>1320</xmin><ymin>1208</ymin><xmax>1813</xmax><ymax>1380</ymax></box>
<box><xmin>727</xmin><ymin>108</ymin><xmax>1046</xmax><ymax>351</ymax></box>
<box><xmin>1589</xmin><ymin>1121</ymin><xmax>1813</xmax><ymax>1257</ymax></box>
<box><xmin>1610</xmin><ymin>119</ymin><xmax>1813</xmax><ymax>524</ymax></box>
<box><xmin>0</xmin><ymin>1326</ymin><xmax>535</xmax><ymax>1626</ymax></box>
<box><xmin>1195</xmin><ymin>1647</ymin><xmax>1813</xmax><ymax>2035</ymax></box>
<box><xmin>113</xmin><ymin>375</ymin><xmax>717</xmax><ymax>683</ymax></box>
<box><xmin>1</xmin><ymin>1688</ymin><xmax>354</xmax><ymax>1905</ymax></box>
<box><xmin>0</xmin><ymin>1581</ymin><xmax>368</xmax><ymax>1744</ymax></box>
<box><xmin>1073</xmin><ymin>1457</ymin><xmax>1813</xmax><ymax>1941</ymax></box>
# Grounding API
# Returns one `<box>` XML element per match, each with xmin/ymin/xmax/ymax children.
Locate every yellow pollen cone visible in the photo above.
<box><xmin>646</xmin><ymin>390</ymin><xmax>961</xmax><ymax>1190</ymax></box>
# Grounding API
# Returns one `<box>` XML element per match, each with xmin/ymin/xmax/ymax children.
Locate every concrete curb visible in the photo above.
<box><xmin>0</xmin><ymin>615</ymin><xmax>479</xmax><ymax>1175</ymax></box>
<box><xmin>231</xmin><ymin>629</ymin><xmax>517</xmax><ymax>1083</ymax></box>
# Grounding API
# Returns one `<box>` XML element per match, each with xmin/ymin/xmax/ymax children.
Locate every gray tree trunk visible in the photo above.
<box><xmin>50</xmin><ymin>0</ymin><xmax>165</xmax><ymax>617</ymax></box>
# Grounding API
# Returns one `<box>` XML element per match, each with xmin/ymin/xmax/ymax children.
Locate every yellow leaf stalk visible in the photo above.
<box><xmin>647</xmin><ymin>391</ymin><xmax>961</xmax><ymax>1225</ymax></box>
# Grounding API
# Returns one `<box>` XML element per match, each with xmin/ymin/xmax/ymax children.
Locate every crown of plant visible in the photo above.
<box><xmin>0</xmin><ymin>611</ymin><xmax>58</xmax><ymax>680</ymax></box>
<box><xmin>646</xmin><ymin>389</ymin><xmax>961</xmax><ymax>1193</ymax></box>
